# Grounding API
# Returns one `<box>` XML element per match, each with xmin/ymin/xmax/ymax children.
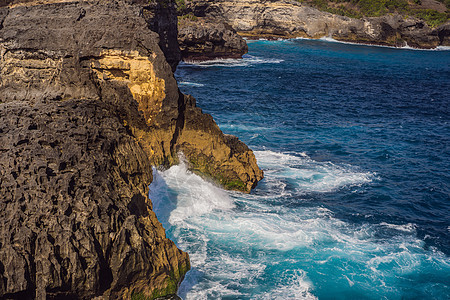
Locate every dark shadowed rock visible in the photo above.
<box><xmin>0</xmin><ymin>100</ymin><xmax>190</xmax><ymax>299</ymax></box>
<box><xmin>178</xmin><ymin>17</ymin><xmax>248</xmax><ymax>61</ymax></box>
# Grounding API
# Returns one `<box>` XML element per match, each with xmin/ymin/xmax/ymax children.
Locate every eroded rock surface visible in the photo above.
<box><xmin>0</xmin><ymin>0</ymin><xmax>263</xmax><ymax>192</ymax></box>
<box><xmin>178</xmin><ymin>17</ymin><xmax>248</xmax><ymax>61</ymax></box>
<box><xmin>0</xmin><ymin>0</ymin><xmax>173</xmax><ymax>180</ymax></box>
<box><xmin>184</xmin><ymin>0</ymin><xmax>449</xmax><ymax>48</ymax></box>
<box><xmin>0</xmin><ymin>100</ymin><xmax>190</xmax><ymax>299</ymax></box>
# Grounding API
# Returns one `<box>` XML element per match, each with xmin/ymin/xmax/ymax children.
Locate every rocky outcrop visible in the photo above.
<box><xmin>173</xmin><ymin>94</ymin><xmax>262</xmax><ymax>191</ymax></box>
<box><xmin>178</xmin><ymin>17</ymin><xmax>248</xmax><ymax>61</ymax></box>
<box><xmin>0</xmin><ymin>0</ymin><xmax>263</xmax><ymax>186</ymax></box>
<box><xmin>0</xmin><ymin>0</ymin><xmax>262</xmax><ymax>298</ymax></box>
<box><xmin>183</xmin><ymin>0</ymin><xmax>450</xmax><ymax>48</ymax></box>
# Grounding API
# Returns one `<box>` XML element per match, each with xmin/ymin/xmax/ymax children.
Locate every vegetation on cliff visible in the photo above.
<box><xmin>300</xmin><ymin>0</ymin><xmax>449</xmax><ymax>27</ymax></box>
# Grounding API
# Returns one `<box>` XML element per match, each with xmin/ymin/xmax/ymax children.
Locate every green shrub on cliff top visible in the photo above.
<box><xmin>301</xmin><ymin>0</ymin><xmax>448</xmax><ymax>27</ymax></box>
<box><xmin>353</xmin><ymin>0</ymin><xmax>409</xmax><ymax>16</ymax></box>
<box><xmin>178</xmin><ymin>12</ymin><xmax>198</xmax><ymax>22</ymax></box>
<box><xmin>327</xmin><ymin>5</ymin><xmax>363</xmax><ymax>18</ymax></box>
<box><xmin>416</xmin><ymin>9</ymin><xmax>448</xmax><ymax>27</ymax></box>
<box><xmin>176</xmin><ymin>0</ymin><xmax>186</xmax><ymax>14</ymax></box>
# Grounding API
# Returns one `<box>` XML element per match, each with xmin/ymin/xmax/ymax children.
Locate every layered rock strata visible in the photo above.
<box><xmin>178</xmin><ymin>17</ymin><xmax>248</xmax><ymax>61</ymax></box>
<box><xmin>0</xmin><ymin>0</ymin><xmax>262</xmax><ymax>298</ymax></box>
<box><xmin>184</xmin><ymin>0</ymin><xmax>449</xmax><ymax>48</ymax></box>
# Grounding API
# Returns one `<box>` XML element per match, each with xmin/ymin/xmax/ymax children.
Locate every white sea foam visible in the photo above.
<box><xmin>260</xmin><ymin>270</ymin><xmax>317</xmax><ymax>300</ymax></box>
<box><xmin>254</xmin><ymin>150</ymin><xmax>375</xmax><ymax>194</ymax></box>
<box><xmin>178</xmin><ymin>81</ymin><xmax>205</xmax><ymax>87</ymax></box>
<box><xmin>149</xmin><ymin>153</ymin><xmax>449</xmax><ymax>299</ymax></box>
<box><xmin>380</xmin><ymin>222</ymin><xmax>417</xmax><ymax>233</ymax></box>
<box><xmin>155</xmin><ymin>162</ymin><xmax>234</xmax><ymax>225</ymax></box>
<box><xmin>181</xmin><ymin>55</ymin><xmax>284</xmax><ymax>68</ymax></box>
<box><xmin>317</xmin><ymin>36</ymin><xmax>450</xmax><ymax>51</ymax></box>
<box><xmin>179</xmin><ymin>251</ymin><xmax>267</xmax><ymax>299</ymax></box>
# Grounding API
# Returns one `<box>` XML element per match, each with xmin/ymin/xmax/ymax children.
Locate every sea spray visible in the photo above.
<box><xmin>254</xmin><ymin>150</ymin><xmax>376</xmax><ymax>195</ymax></box>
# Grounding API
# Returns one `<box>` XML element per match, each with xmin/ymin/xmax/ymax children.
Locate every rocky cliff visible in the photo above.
<box><xmin>178</xmin><ymin>16</ymin><xmax>248</xmax><ymax>61</ymax></box>
<box><xmin>0</xmin><ymin>0</ymin><xmax>263</xmax><ymax>192</ymax></box>
<box><xmin>183</xmin><ymin>0</ymin><xmax>449</xmax><ymax>48</ymax></box>
<box><xmin>0</xmin><ymin>100</ymin><xmax>190</xmax><ymax>299</ymax></box>
<box><xmin>0</xmin><ymin>0</ymin><xmax>262</xmax><ymax>298</ymax></box>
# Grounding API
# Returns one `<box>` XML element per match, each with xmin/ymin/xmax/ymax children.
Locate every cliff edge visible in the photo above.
<box><xmin>0</xmin><ymin>0</ymin><xmax>262</xmax><ymax>298</ymax></box>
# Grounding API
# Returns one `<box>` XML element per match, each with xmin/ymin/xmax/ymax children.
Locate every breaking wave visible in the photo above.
<box><xmin>317</xmin><ymin>36</ymin><xmax>450</xmax><ymax>51</ymax></box>
<box><xmin>149</xmin><ymin>153</ymin><xmax>449</xmax><ymax>299</ymax></box>
<box><xmin>254</xmin><ymin>150</ymin><xmax>376</xmax><ymax>196</ymax></box>
<box><xmin>181</xmin><ymin>55</ymin><xmax>284</xmax><ymax>68</ymax></box>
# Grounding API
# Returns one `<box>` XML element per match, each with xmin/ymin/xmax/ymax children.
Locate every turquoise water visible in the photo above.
<box><xmin>150</xmin><ymin>39</ymin><xmax>450</xmax><ymax>299</ymax></box>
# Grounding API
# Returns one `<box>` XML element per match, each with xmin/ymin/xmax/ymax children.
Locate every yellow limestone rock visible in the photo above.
<box><xmin>90</xmin><ymin>50</ymin><xmax>263</xmax><ymax>193</ymax></box>
<box><xmin>91</xmin><ymin>50</ymin><xmax>165</xmax><ymax>124</ymax></box>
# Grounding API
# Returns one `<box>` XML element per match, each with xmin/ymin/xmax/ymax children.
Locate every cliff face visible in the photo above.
<box><xmin>0</xmin><ymin>0</ymin><xmax>262</xmax><ymax>191</ymax></box>
<box><xmin>184</xmin><ymin>0</ymin><xmax>449</xmax><ymax>48</ymax></box>
<box><xmin>0</xmin><ymin>0</ymin><xmax>262</xmax><ymax>298</ymax></box>
<box><xmin>0</xmin><ymin>100</ymin><xmax>189</xmax><ymax>299</ymax></box>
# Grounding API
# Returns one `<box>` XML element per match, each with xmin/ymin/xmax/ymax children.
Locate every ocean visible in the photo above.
<box><xmin>150</xmin><ymin>39</ymin><xmax>450</xmax><ymax>299</ymax></box>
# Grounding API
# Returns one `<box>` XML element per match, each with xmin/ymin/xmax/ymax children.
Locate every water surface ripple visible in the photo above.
<box><xmin>152</xmin><ymin>39</ymin><xmax>450</xmax><ymax>299</ymax></box>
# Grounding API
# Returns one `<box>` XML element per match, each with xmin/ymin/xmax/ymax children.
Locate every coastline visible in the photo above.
<box><xmin>179</xmin><ymin>0</ymin><xmax>450</xmax><ymax>54</ymax></box>
<box><xmin>244</xmin><ymin>36</ymin><xmax>450</xmax><ymax>51</ymax></box>
<box><xmin>1</xmin><ymin>0</ymin><xmax>448</xmax><ymax>298</ymax></box>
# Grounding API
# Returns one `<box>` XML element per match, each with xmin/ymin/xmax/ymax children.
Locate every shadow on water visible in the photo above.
<box><xmin>149</xmin><ymin>167</ymin><xmax>177</xmax><ymax>230</ymax></box>
<box><xmin>148</xmin><ymin>167</ymin><xmax>205</xmax><ymax>297</ymax></box>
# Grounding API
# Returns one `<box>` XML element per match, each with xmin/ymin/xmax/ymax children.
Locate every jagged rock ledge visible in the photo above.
<box><xmin>0</xmin><ymin>0</ymin><xmax>263</xmax><ymax>298</ymax></box>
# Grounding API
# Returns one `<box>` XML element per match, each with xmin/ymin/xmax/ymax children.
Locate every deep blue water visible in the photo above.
<box><xmin>151</xmin><ymin>39</ymin><xmax>450</xmax><ymax>299</ymax></box>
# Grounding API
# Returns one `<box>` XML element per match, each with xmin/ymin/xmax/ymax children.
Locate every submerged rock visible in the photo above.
<box><xmin>178</xmin><ymin>17</ymin><xmax>248</xmax><ymax>61</ymax></box>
